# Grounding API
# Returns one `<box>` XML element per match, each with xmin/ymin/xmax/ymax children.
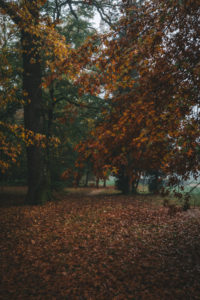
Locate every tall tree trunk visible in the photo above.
<box><xmin>22</xmin><ymin>29</ymin><xmax>51</xmax><ymax>204</ymax></box>
<box><xmin>0</xmin><ymin>0</ymin><xmax>52</xmax><ymax>204</ymax></box>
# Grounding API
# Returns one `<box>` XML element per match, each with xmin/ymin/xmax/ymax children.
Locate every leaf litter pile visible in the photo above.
<box><xmin>1</xmin><ymin>194</ymin><xmax>200</xmax><ymax>299</ymax></box>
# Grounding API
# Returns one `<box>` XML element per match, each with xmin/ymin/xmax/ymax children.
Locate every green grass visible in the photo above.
<box><xmin>137</xmin><ymin>183</ymin><xmax>200</xmax><ymax>207</ymax></box>
<box><xmin>169</xmin><ymin>185</ymin><xmax>200</xmax><ymax>207</ymax></box>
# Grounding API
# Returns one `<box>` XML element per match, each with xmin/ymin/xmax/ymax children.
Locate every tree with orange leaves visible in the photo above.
<box><xmin>75</xmin><ymin>0</ymin><xmax>200</xmax><ymax>194</ymax></box>
<box><xmin>0</xmin><ymin>0</ymin><xmax>119</xmax><ymax>203</ymax></box>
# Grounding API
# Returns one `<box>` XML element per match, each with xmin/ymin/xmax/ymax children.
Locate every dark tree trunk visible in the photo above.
<box><xmin>128</xmin><ymin>176</ymin><xmax>133</xmax><ymax>195</ymax></box>
<box><xmin>96</xmin><ymin>177</ymin><xmax>99</xmax><ymax>188</ymax></box>
<box><xmin>115</xmin><ymin>166</ymin><xmax>138</xmax><ymax>195</ymax></box>
<box><xmin>85</xmin><ymin>171</ymin><xmax>89</xmax><ymax>187</ymax></box>
<box><xmin>0</xmin><ymin>0</ymin><xmax>52</xmax><ymax>204</ymax></box>
<box><xmin>103</xmin><ymin>178</ymin><xmax>106</xmax><ymax>187</ymax></box>
<box><xmin>21</xmin><ymin>28</ymin><xmax>51</xmax><ymax>205</ymax></box>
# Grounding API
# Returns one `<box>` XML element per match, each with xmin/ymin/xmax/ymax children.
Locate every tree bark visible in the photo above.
<box><xmin>0</xmin><ymin>0</ymin><xmax>51</xmax><ymax>204</ymax></box>
<box><xmin>21</xmin><ymin>27</ymin><xmax>51</xmax><ymax>204</ymax></box>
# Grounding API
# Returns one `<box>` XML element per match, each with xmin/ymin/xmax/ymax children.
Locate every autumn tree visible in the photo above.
<box><xmin>75</xmin><ymin>0</ymin><xmax>200</xmax><ymax>194</ymax></box>
<box><xmin>0</xmin><ymin>0</ymin><xmax>120</xmax><ymax>203</ymax></box>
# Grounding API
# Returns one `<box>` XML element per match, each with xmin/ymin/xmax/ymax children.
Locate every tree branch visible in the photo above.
<box><xmin>0</xmin><ymin>0</ymin><xmax>21</xmax><ymax>25</ymax></box>
<box><xmin>55</xmin><ymin>95</ymin><xmax>99</xmax><ymax>111</ymax></box>
<box><xmin>68</xmin><ymin>1</ymin><xmax>78</xmax><ymax>20</ymax></box>
<box><xmin>188</xmin><ymin>181</ymin><xmax>200</xmax><ymax>194</ymax></box>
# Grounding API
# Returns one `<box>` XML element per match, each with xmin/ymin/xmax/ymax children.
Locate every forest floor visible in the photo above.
<box><xmin>0</xmin><ymin>187</ymin><xmax>200</xmax><ymax>299</ymax></box>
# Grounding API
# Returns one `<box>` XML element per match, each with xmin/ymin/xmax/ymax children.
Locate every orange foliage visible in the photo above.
<box><xmin>75</xmin><ymin>0</ymin><xmax>200</xmax><ymax>186</ymax></box>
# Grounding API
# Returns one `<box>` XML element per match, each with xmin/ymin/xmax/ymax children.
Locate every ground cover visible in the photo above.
<box><xmin>0</xmin><ymin>189</ymin><xmax>200</xmax><ymax>299</ymax></box>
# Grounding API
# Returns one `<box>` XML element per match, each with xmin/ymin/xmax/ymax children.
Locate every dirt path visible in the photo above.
<box><xmin>64</xmin><ymin>187</ymin><xmax>119</xmax><ymax>196</ymax></box>
<box><xmin>88</xmin><ymin>188</ymin><xmax>113</xmax><ymax>195</ymax></box>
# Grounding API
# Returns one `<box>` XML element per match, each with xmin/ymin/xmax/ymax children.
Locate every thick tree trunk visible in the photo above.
<box><xmin>0</xmin><ymin>0</ymin><xmax>51</xmax><ymax>204</ymax></box>
<box><xmin>22</xmin><ymin>29</ymin><xmax>51</xmax><ymax>204</ymax></box>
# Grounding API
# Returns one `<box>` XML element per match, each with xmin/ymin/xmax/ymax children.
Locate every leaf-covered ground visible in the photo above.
<box><xmin>1</xmin><ymin>192</ymin><xmax>200</xmax><ymax>299</ymax></box>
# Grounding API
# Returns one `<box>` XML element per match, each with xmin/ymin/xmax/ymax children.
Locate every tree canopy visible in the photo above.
<box><xmin>75</xmin><ymin>0</ymin><xmax>200</xmax><ymax>194</ymax></box>
<box><xmin>0</xmin><ymin>0</ymin><xmax>199</xmax><ymax>201</ymax></box>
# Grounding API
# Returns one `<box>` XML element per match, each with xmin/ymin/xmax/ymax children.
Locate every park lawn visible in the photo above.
<box><xmin>1</xmin><ymin>191</ymin><xmax>200</xmax><ymax>299</ymax></box>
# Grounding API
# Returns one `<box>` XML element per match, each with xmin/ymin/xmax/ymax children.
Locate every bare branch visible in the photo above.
<box><xmin>68</xmin><ymin>1</ymin><xmax>78</xmax><ymax>20</ymax></box>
